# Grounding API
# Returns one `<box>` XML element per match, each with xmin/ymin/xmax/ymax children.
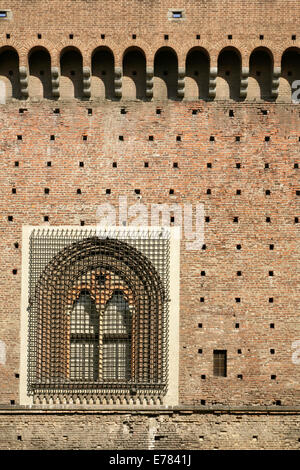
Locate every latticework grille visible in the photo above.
<box><xmin>27</xmin><ymin>228</ymin><xmax>170</xmax><ymax>402</ymax></box>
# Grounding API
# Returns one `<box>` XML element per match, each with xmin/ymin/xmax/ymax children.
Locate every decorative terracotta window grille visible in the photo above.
<box><xmin>27</xmin><ymin>228</ymin><xmax>170</xmax><ymax>404</ymax></box>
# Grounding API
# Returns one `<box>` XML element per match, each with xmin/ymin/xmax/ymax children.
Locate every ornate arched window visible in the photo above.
<box><xmin>26</xmin><ymin>228</ymin><xmax>172</xmax><ymax>405</ymax></box>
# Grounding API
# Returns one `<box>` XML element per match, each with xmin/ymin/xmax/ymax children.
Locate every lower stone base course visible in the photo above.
<box><xmin>0</xmin><ymin>410</ymin><xmax>299</xmax><ymax>450</ymax></box>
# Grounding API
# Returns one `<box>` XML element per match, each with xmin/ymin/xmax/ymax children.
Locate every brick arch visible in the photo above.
<box><xmin>118</xmin><ymin>39</ymin><xmax>151</xmax><ymax>65</ymax></box>
<box><xmin>86</xmin><ymin>40</ymin><xmax>120</xmax><ymax>67</ymax></box>
<box><xmin>54</xmin><ymin>40</ymin><xmax>86</xmax><ymax>64</ymax></box>
<box><xmin>249</xmin><ymin>46</ymin><xmax>274</xmax><ymax>67</ymax></box>
<box><xmin>19</xmin><ymin>40</ymin><xmax>55</xmax><ymax>66</ymax></box>
<box><xmin>185</xmin><ymin>46</ymin><xmax>210</xmax><ymax>100</ymax></box>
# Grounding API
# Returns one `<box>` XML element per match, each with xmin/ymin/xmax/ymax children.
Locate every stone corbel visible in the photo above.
<box><xmin>209</xmin><ymin>67</ymin><xmax>217</xmax><ymax>99</ymax></box>
<box><xmin>146</xmin><ymin>66</ymin><xmax>153</xmax><ymax>99</ymax></box>
<box><xmin>178</xmin><ymin>67</ymin><xmax>185</xmax><ymax>98</ymax></box>
<box><xmin>19</xmin><ymin>66</ymin><xmax>29</xmax><ymax>99</ymax></box>
<box><xmin>51</xmin><ymin>67</ymin><xmax>60</xmax><ymax>99</ymax></box>
<box><xmin>271</xmin><ymin>66</ymin><xmax>281</xmax><ymax>98</ymax></box>
<box><xmin>83</xmin><ymin>66</ymin><xmax>91</xmax><ymax>99</ymax></box>
<box><xmin>240</xmin><ymin>66</ymin><xmax>249</xmax><ymax>99</ymax></box>
<box><xmin>114</xmin><ymin>67</ymin><xmax>122</xmax><ymax>98</ymax></box>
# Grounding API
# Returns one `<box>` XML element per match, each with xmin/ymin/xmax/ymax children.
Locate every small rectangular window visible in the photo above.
<box><xmin>0</xmin><ymin>11</ymin><xmax>7</xmax><ymax>18</ymax></box>
<box><xmin>213</xmin><ymin>350</ymin><xmax>227</xmax><ymax>377</ymax></box>
<box><xmin>172</xmin><ymin>11</ymin><xmax>182</xmax><ymax>18</ymax></box>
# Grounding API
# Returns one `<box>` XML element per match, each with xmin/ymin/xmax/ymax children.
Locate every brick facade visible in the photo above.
<box><xmin>0</xmin><ymin>0</ymin><xmax>299</xmax><ymax>449</ymax></box>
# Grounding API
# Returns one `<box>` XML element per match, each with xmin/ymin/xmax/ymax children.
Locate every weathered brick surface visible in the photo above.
<box><xmin>0</xmin><ymin>0</ymin><xmax>298</xmax><ymax>449</ymax></box>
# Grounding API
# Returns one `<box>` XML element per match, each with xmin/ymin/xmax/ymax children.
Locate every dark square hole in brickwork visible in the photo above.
<box><xmin>271</xmin><ymin>375</ymin><xmax>276</xmax><ymax>380</ymax></box>
<box><xmin>228</xmin><ymin>34</ymin><xmax>232</xmax><ymax>39</ymax></box>
<box><xmin>135</xmin><ymin>189</ymin><xmax>141</xmax><ymax>195</ymax></box>
<box><xmin>112</xmin><ymin>162</ymin><xmax>117</xmax><ymax>168</ymax></box>
<box><xmin>265</xmin><ymin>136</ymin><xmax>270</xmax><ymax>142</ymax></box>
<box><xmin>12</xmin><ymin>188</ymin><xmax>16</xmax><ymax>194</ymax></box>
<box><xmin>37</xmin><ymin>33</ymin><xmax>42</xmax><ymax>39</ymax></box>
<box><xmin>156</xmin><ymin>108</ymin><xmax>161</xmax><ymax>115</ymax></box>
<box><xmin>235</xmin><ymin>323</ymin><xmax>239</xmax><ymax>328</ymax></box>
<box><xmin>275</xmin><ymin>400</ymin><xmax>281</xmax><ymax>405</ymax></box>
<box><xmin>202</xmin><ymin>244</ymin><xmax>206</xmax><ymax>250</ymax></box>
<box><xmin>173</xmin><ymin>162</ymin><xmax>178</xmax><ymax>168</ymax></box>
<box><xmin>236</xmin><ymin>244</ymin><xmax>241</xmax><ymax>250</ymax></box>
<box><xmin>237</xmin><ymin>271</ymin><xmax>242</xmax><ymax>276</ymax></box>
<box><xmin>79</xmin><ymin>161</ymin><xmax>84</xmax><ymax>167</ymax></box>
<box><xmin>236</xmin><ymin>163</ymin><xmax>241</xmax><ymax>169</ymax></box>
<box><xmin>207</xmin><ymin>189</ymin><xmax>211</xmax><ymax>195</ymax></box>
<box><xmin>132</xmin><ymin>34</ymin><xmax>136</xmax><ymax>39</ymax></box>
<box><xmin>201</xmin><ymin>375</ymin><xmax>206</xmax><ymax>380</ymax></box>
<box><xmin>295</xmin><ymin>217</ymin><xmax>299</xmax><ymax>223</ymax></box>
<box><xmin>9</xmin><ymin>70</ymin><xmax>13</xmax><ymax>76</ymax></box>
<box><xmin>265</xmin><ymin>189</ymin><xmax>271</xmax><ymax>195</ymax></box>
<box><xmin>47</xmin><ymin>161</ymin><xmax>52</xmax><ymax>167</ymax></box>
<box><xmin>101</xmin><ymin>34</ymin><xmax>105</xmax><ymax>39</ymax></box>
<box><xmin>17</xmin><ymin>135</ymin><xmax>22</xmax><ymax>140</ymax></box>
<box><xmin>269</xmin><ymin>297</ymin><xmax>274</xmax><ymax>303</ymax></box>
<box><xmin>15</xmin><ymin>373</ymin><xmax>19</xmax><ymax>378</ymax></box>
<box><xmin>53</xmin><ymin>108</ymin><xmax>60</xmax><ymax>114</ymax></box>
<box><xmin>235</xmin><ymin>136</ymin><xmax>240</xmax><ymax>142</ymax></box>
<box><xmin>266</xmin><ymin>216</ymin><xmax>271</xmax><ymax>223</ymax></box>
<box><xmin>296</xmin><ymin>190</ymin><xmax>300</xmax><ymax>196</ymax></box>
<box><xmin>237</xmin><ymin>374</ymin><xmax>243</xmax><ymax>379</ymax></box>
<box><xmin>237</xmin><ymin>349</ymin><xmax>242</xmax><ymax>354</ymax></box>
<box><xmin>261</xmin><ymin>109</ymin><xmax>268</xmax><ymax>115</ymax></box>
<box><xmin>14</xmin><ymin>242</ymin><xmax>19</xmax><ymax>249</ymax></box>
<box><xmin>269</xmin><ymin>244</ymin><xmax>274</xmax><ymax>250</ymax></box>
<box><xmin>233</xmin><ymin>216</ymin><xmax>239</xmax><ymax>223</ymax></box>
<box><xmin>8</xmin><ymin>216</ymin><xmax>13</xmax><ymax>221</ymax></box>
<box><xmin>205</xmin><ymin>216</ymin><xmax>210</xmax><ymax>223</ymax></box>
<box><xmin>198</xmin><ymin>323</ymin><xmax>203</xmax><ymax>328</ymax></box>
<box><xmin>198</xmin><ymin>349</ymin><xmax>203</xmax><ymax>354</ymax></box>
<box><xmin>235</xmin><ymin>297</ymin><xmax>241</xmax><ymax>303</ymax></box>
<box><xmin>269</xmin><ymin>270</ymin><xmax>274</xmax><ymax>276</ymax></box>
<box><xmin>229</xmin><ymin>109</ymin><xmax>234</xmax><ymax>117</ymax></box>
<box><xmin>6</xmin><ymin>33</ymin><xmax>10</xmax><ymax>39</ymax></box>
<box><xmin>176</xmin><ymin>135</ymin><xmax>181</xmax><ymax>142</ymax></box>
<box><xmin>149</xmin><ymin>135</ymin><xmax>154</xmax><ymax>141</ymax></box>
<box><xmin>50</xmin><ymin>135</ymin><xmax>55</xmax><ymax>141</ymax></box>
<box><xmin>69</xmin><ymin>34</ymin><xmax>74</xmax><ymax>39</ymax></box>
<box><xmin>294</xmin><ymin>163</ymin><xmax>299</xmax><ymax>169</ymax></box>
<box><xmin>207</xmin><ymin>162</ymin><xmax>212</xmax><ymax>168</ymax></box>
<box><xmin>292</xmin><ymin>34</ymin><xmax>296</xmax><ymax>40</ymax></box>
<box><xmin>82</xmin><ymin>135</ymin><xmax>87</xmax><ymax>141</ymax></box>
<box><xmin>77</xmin><ymin>189</ymin><xmax>81</xmax><ymax>194</ymax></box>
<box><xmin>164</xmin><ymin>34</ymin><xmax>169</xmax><ymax>40</ymax></box>
<box><xmin>19</xmin><ymin>108</ymin><xmax>27</xmax><ymax>114</ymax></box>
<box><xmin>170</xmin><ymin>216</ymin><xmax>175</xmax><ymax>223</ymax></box>
<box><xmin>88</xmin><ymin>108</ymin><xmax>92</xmax><ymax>115</ymax></box>
<box><xmin>12</xmin><ymin>269</ymin><xmax>17</xmax><ymax>275</ymax></box>
<box><xmin>236</xmin><ymin>189</ymin><xmax>241</xmax><ymax>195</ymax></box>
<box><xmin>265</xmin><ymin>163</ymin><xmax>269</xmax><ymax>169</ymax></box>
<box><xmin>259</xmin><ymin>35</ymin><xmax>264</xmax><ymax>40</ymax></box>
<box><xmin>119</xmin><ymin>135</ymin><xmax>124</xmax><ymax>141</ymax></box>
<box><xmin>44</xmin><ymin>188</ymin><xmax>49</xmax><ymax>194</ymax></box>
<box><xmin>200</xmin><ymin>297</ymin><xmax>204</xmax><ymax>302</ymax></box>
<box><xmin>270</xmin><ymin>349</ymin><xmax>275</xmax><ymax>354</ymax></box>
<box><xmin>106</xmin><ymin>189</ymin><xmax>111</xmax><ymax>195</ymax></box>
<box><xmin>80</xmin><ymin>221</ymin><xmax>85</xmax><ymax>226</ymax></box>
<box><xmin>192</xmin><ymin>109</ymin><xmax>198</xmax><ymax>115</ymax></box>
<box><xmin>44</xmin><ymin>216</ymin><xmax>49</xmax><ymax>222</ymax></box>
<box><xmin>201</xmin><ymin>271</ymin><xmax>206</xmax><ymax>276</ymax></box>
<box><xmin>169</xmin><ymin>189</ymin><xmax>174</xmax><ymax>195</ymax></box>
<box><xmin>121</xmin><ymin>108</ymin><xmax>127</xmax><ymax>115</ymax></box>
<box><xmin>209</xmin><ymin>136</ymin><xmax>215</xmax><ymax>142</ymax></box>
<box><xmin>144</xmin><ymin>162</ymin><xmax>149</xmax><ymax>168</ymax></box>
<box><xmin>270</xmin><ymin>323</ymin><xmax>275</xmax><ymax>328</ymax></box>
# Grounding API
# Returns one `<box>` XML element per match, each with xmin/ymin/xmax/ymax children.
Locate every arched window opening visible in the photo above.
<box><xmin>70</xmin><ymin>290</ymin><xmax>99</xmax><ymax>381</ymax></box>
<box><xmin>122</xmin><ymin>48</ymin><xmax>146</xmax><ymax>100</ymax></box>
<box><xmin>216</xmin><ymin>48</ymin><xmax>241</xmax><ymax>101</ymax></box>
<box><xmin>103</xmin><ymin>290</ymin><xmax>132</xmax><ymax>381</ymax></box>
<box><xmin>60</xmin><ymin>48</ymin><xmax>83</xmax><ymax>99</ymax></box>
<box><xmin>91</xmin><ymin>47</ymin><xmax>114</xmax><ymax>100</ymax></box>
<box><xmin>248</xmin><ymin>48</ymin><xmax>273</xmax><ymax>101</ymax></box>
<box><xmin>0</xmin><ymin>48</ymin><xmax>20</xmax><ymax>100</ymax></box>
<box><xmin>185</xmin><ymin>48</ymin><xmax>209</xmax><ymax>100</ymax></box>
<box><xmin>280</xmin><ymin>49</ymin><xmax>300</xmax><ymax>102</ymax></box>
<box><xmin>28</xmin><ymin>48</ymin><xmax>51</xmax><ymax>99</ymax></box>
<box><xmin>154</xmin><ymin>47</ymin><xmax>178</xmax><ymax>100</ymax></box>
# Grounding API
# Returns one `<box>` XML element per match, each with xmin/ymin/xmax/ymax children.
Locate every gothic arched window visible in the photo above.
<box><xmin>26</xmin><ymin>229</ymin><xmax>171</xmax><ymax>405</ymax></box>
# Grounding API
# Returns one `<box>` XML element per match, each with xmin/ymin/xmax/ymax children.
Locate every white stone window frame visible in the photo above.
<box><xmin>20</xmin><ymin>226</ymin><xmax>180</xmax><ymax>408</ymax></box>
<box><xmin>168</xmin><ymin>9</ymin><xmax>186</xmax><ymax>21</ymax></box>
